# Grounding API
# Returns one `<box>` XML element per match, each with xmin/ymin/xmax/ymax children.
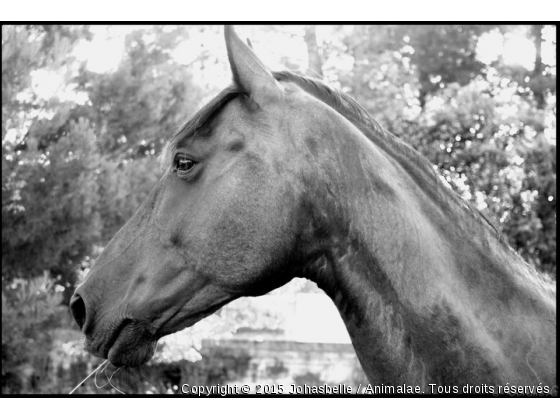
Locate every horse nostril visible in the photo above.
<box><xmin>70</xmin><ymin>294</ymin><xmax>87</xmax><ymax>330</ymax></box>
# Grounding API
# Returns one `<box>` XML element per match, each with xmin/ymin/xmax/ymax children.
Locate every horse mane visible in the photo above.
<box><xmin>161</xmin><ymin>69</ymin><xmax>503</xmax><ymax>244</ymax></box>
<box><xmin>274</xmin><ymin>70</ymin><xmax>505</xmax><ymax>244</ymax></box>
<box><xmin>282</xmin><ymin>71</ymin><xmax>560</xmax><ymax>286</ymax></box>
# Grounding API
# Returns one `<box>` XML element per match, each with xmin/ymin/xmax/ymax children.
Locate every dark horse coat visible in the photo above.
<box><xmin>71</xmin><ymin>26</ymin><xmax>556</xmax><ymax>392</ymax></box>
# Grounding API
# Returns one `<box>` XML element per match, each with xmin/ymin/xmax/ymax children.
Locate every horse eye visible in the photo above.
<box><xmin>175</xmin><ymin>157</ymin><xmax>196</xmax><ymax>175</ymax></box>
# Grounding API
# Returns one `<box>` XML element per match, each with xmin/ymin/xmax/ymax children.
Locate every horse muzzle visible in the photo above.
<box><xmin>70</xmin><ymin>293</ymin><xmax>158</xmax><ymax>367</ymax></box>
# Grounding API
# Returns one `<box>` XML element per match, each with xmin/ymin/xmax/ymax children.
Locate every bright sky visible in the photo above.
<box><xmin>72</xmin><ymin>26</ymin><xmax>139</xmax><ymax>73</ymax></box>
<box><xmin>477</xmin><ymin>26</ymin><xmax>556</xmax><ymax>70</ymax></box>
<box><xmin>31</xmin><ymin>25</ymin><xmax>556</xmax><ymax>105</ymax></box>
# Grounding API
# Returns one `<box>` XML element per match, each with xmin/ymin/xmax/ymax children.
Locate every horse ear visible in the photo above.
<box><xmin>224</xmin><ymin>25</ymin><xmax>281</xmax><ymax>107</ymax></box>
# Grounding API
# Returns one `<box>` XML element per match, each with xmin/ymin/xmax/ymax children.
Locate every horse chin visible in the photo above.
<box><xmin>106</xmin><ymin>324</ymin><xmax>158</xmax><ymax>367</ymax></box>
<box><xmin>107</xmin><ymin>339</ymin><xmax>157</xmax><ymax>367</ymax></box>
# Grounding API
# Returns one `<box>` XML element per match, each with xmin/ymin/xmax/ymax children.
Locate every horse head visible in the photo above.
<box><xmin>70</xmin><ymin>26</ymin><xmax>331</xmax><ymax>367</ymax></box>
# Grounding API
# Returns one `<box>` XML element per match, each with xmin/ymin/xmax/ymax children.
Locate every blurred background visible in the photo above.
<box><xmin>2</xmin><ymin>24</ymin><xmax>556</xmax><ymax>394</ymax></box>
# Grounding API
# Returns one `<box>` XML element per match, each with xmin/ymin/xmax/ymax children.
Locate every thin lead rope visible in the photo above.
<box><xmin>105</xmin><ymin>365</ymin><xmax>125</xmax><ymax>394</ymax></box>
<box><xmin>93</xmin><ymin>360</ymin><xmax>125</xmax><ymax>394</ymax></box>
<box><xmin>94</xmin><ymin>359</ymin><xmax>110</xmax><ymax>389</ymax></box>
<box><xmin>69</xmin><ymin>360</ymin><xmax>110</xmax><ymax>394</ymax></box>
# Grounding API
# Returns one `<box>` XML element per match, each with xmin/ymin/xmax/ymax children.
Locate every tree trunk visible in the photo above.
<box><xmin>531</xmin><ymin>24</ymin><xmax>545</xmax><ymax>110</ymax></box>
<box><xmin>304</xmin><ymin>25</ymin><xmax>323</xmax><ymax>78</ymax></box>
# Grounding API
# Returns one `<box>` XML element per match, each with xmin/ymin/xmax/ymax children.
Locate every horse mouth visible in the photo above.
<box><xmin>93</xmin><ymin>296</ymin><xmax>237</xmax><ymax>367</ymax></box>
<box><xmin>91</xmin><ymin>320</ymin><xmax>158</xmax><ymax>367</ymax></box>
<box><xmin>108</xmin><ymin>339</ymin><xmax>158</xmax><ymax>367</ymax></box>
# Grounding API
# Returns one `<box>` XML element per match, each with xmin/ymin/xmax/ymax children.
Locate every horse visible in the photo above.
<box><xmin>70</xmin><ymin>26</ymin><xmax>556</xmax><ymax>393</ymax></box>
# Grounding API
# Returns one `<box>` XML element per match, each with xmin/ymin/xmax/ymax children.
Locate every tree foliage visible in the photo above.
<box><xmin>2</xmin><ymin>276</ymin><xmax>67</xmax><ymax>394</ymax></box>
<box><xmin>2</xmin><ymin>26</ymin><xmax>202</xmax><ymax>289</ymax></box>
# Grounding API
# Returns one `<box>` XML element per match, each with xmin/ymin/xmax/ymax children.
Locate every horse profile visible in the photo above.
<box><xmin>70</xmin><ymin>26</ymin><xmax>556</xmax><ymax>392</ymax></box>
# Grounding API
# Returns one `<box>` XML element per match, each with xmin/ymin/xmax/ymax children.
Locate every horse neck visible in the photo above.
<box><xmin>298</xmin><ymin>117</ymin><xmax>556</xmax><ymax>388</ymax></box>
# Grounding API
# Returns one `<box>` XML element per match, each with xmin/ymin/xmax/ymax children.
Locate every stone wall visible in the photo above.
<box><xmin>203</xmin><ymin>337</ymin><xmax>368</xmax><ymax>393</ymax></box>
